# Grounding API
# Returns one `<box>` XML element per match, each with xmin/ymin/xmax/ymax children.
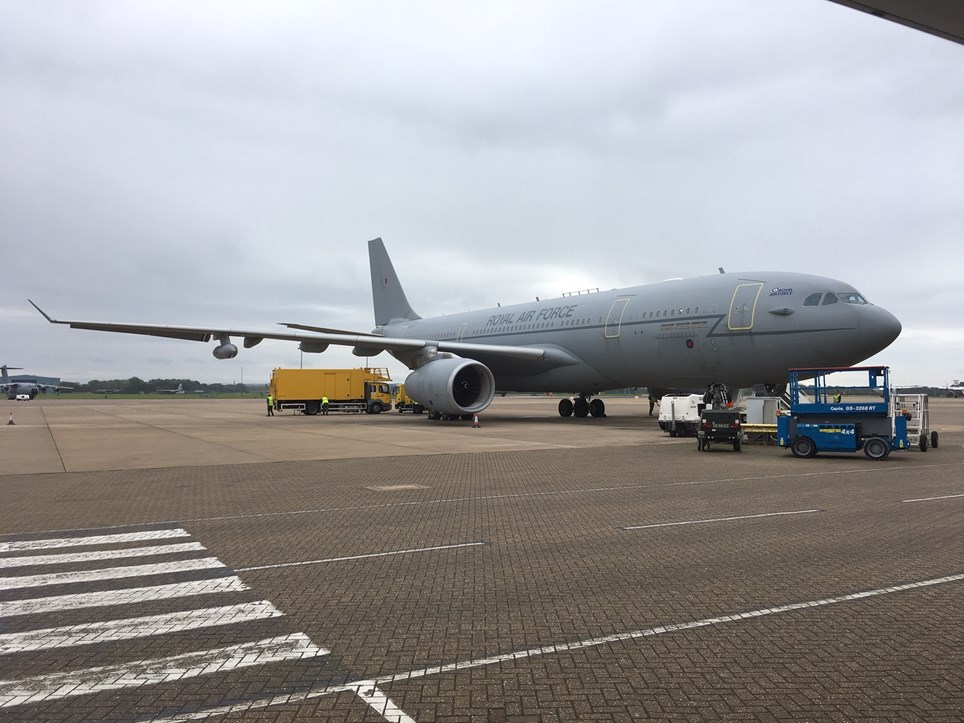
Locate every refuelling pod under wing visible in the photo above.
<box><xmin>405</xmin><ymin>357</ymin><xmax>495</xmax><ymax>415</ymax></box>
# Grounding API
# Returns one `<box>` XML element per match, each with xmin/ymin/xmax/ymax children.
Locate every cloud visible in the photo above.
<box><xmin>2</xmin><ymin>0</ymin><xmax>962</xmax><ymax>387</ymax></box>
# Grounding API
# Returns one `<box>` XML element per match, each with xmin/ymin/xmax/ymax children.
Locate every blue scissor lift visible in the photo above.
<box><xmin>777</xmin><ymin>366</ymin><xmax>909</xmax><ymax>461</ymax></box>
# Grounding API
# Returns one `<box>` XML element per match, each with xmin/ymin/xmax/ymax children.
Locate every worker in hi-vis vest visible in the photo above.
<box><xmin>266</xmin><ymin>393</ymin><xmax>274</xmax><ymax>416</ymax></box>
<box><xmin>322</xmin><ymin>396</ymin><xmax>330</xmax><ymax>415</ymax></box>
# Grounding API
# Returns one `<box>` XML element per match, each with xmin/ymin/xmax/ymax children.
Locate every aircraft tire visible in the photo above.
<box><xmin>573</xmin><ymin>399</ymin><xmax>589</xmax><ymax>418</ymax></box>
<box><xmin>589</xmin><ymin>398</ymin><xmax>606</xmax><ymax>418</ymax></box>
<box><xmin>863</xmin><ymin>437</ymin><xmax>889</xmax><ymax>461</ymax></box>
<box><xmin>558</xmin><ymin>398</ymin><xmax>573</xmax><ymax>418</ymax></box>
<box><xmin>931</xmin><ymin>431</ymin><xmax>939</xmax><ymax>448</ymax></box>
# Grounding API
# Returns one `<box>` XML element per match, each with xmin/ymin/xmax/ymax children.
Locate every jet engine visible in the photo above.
<box><xmin>212</xmin><ymin>342</ymin><xmax>238</xmax><ymax>359</ymax></box>
<box><xmin>405</xmin><ymin>357</ymin><xmax>495</xmax><ymax>415</ymax></box>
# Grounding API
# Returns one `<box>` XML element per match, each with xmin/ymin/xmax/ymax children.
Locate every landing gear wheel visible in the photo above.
<box><xmin>558</xmin><ymin>398</ymin><xmax>574</xmax><ymax>418</ymax></box>
<box><xmin>574</xmin><ymin>398</ymin><xmax>589</xmax><ymax>418</ymax></box>
<box><xmin>919</xmin><ymin>434</ymin><xmax>927</xmax><ymax>452</ymax></box>
<box><xmin>931</xmin><ymin>431</ymin><xmax>939</xmax><ymax>448</ymax></box>
<box><xmin>589</xmin><ymin>398</ymin><xmax>606</xmax><ymax>418</ymax></box>
<box><xmin>791</xmin><ymin>436</ymin><xmax>816</xmax><ymax>458</ymax></box>
<box><xmin>863</xmin><ymin>437</ymin><xmax>889</xmax><ymax>461</ymax></box>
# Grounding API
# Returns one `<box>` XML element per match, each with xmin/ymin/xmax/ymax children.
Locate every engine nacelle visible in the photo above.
<box><xmin>299</xmin><ymin>341</ymin><xmax>330</xmax><ymax>353</ymax></box>
<box><xmin>212</xmin><ymin>342</ymin><xmax>238</xmax><ymax>359</ymax></box>
<box><xmin>405</xmin><ymin>357</ymin><xmax>495</xmax><ymax>415</ymax></box>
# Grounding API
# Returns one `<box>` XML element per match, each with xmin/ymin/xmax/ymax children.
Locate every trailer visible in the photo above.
<box><xmin>776</xmin><ymin>366</ymin><xmax>909</xmax><ymax>461</ymax></box>
<box><xmin>269</xmin><ymin>367</ymin><xmax>394</xmax><ymax>415</ymax></box>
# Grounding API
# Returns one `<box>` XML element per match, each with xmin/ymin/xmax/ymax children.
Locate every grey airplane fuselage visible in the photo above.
<box><xmin>379</xmin><ymin>271</ymin><xmax>901</xmax><ymax>393</ymax></box>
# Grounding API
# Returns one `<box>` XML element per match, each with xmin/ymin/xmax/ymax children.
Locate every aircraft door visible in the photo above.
<box><xmin>605</xmin><ymin>297</ymin><xmax>631</xmax><ymax>338</ymax></box>
<box><xmin>457</xmin><ymin>322</ymin><xmax>467</xmax><ymax>342</ymax></box>
<box><xmin>727</xmin><ymin>283</ymin><xmax>764</xmax><ymax>331</ymax></box>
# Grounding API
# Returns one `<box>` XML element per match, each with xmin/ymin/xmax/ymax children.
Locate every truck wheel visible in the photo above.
<box><xmin>414</xmin><ymin>404</ymin><xmax>424</xmax><ymax>415</ymax></box>
<box><xmin>931</xmin><ymin>431</ymin><xmax>939</xmax><ymax>448</ymax></box>
<box><xmin>863</xmin><ymin>437</ymin><xmax>889</xmax><ymax>461</ymax></box>
<box><xmin>919</xmin><ymin>434</ymin><xmax>927</xmax><ymax>452</ymax></box>
<box><xmin>304</xmin><ymin>401</ymin><xmax>320</xmax><ymax>416</ymax></box>
<box><xmin>791</xmin><ymin>436</ymin><xmax>816</xmax><ymax>458</ymax></box>
<box><xmin>368</xmin><ymin>401</ymin><xmax>384</xmax><ymax>414</ymax></box>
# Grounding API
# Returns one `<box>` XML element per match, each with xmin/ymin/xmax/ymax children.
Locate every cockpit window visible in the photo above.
<box><xmin>822</xmin><ymin>293</ymin><xmax>839</xmax><ymax>305</ymax></box>
<box><xmin>803</xmin><ymin>292</ymin><xmax>822</xmax><ymax>306</ymax></box>
<box><xmin>839</xmin><ymin>292</ymin><xmax>867</xmax><ymax>304</ymax></box>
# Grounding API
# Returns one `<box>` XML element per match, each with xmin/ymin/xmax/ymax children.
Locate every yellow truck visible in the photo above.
<box><xmin>392</xmin><ymin>383</ymin><xmax>425</xmax><ymax>414</ymax></box>
<box><xmin>269</xmin><ymin>368</ymin><xmax>394</xmax><ymax>415</ymax></box>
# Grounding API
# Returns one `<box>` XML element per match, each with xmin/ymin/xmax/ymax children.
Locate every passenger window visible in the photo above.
<box><xmin>822</xmin><ymin>293</ymin><xmax>838</xmax><ymax>305</ymax></box>
<box><xmin>804</xmin><ymin>293</ymin><xmax>822</xmax><ymax>306</ymax></box>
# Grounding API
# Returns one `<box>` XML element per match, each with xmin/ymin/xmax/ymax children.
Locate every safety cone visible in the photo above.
<box><xmin>472</xmin><ymin>413</ymin><xmax>480</xmax><ymax>428</ymax></box>
<box><xmin>7</xmin><ymin>413</ymin><xmax>14</xmax><ymax>426</ymax></box>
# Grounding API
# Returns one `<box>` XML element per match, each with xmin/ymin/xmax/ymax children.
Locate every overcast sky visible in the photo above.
<box><xmin>2</xmin><ymin>0</ymin><xmax>962</xmax><ymax>389</ymax></box>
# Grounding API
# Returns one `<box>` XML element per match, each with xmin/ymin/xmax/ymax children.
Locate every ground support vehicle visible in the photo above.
<box><xmin>658</xmin><ymin>394</ymin><xmax>703</xmax><ymax>437</ymax></box>
<box><xmin>697</xmin><ymin>409</ymin><xmax>743</xmax><ymax>451</ymax></box>
<box><xmin>894</xmin><ymin>393</ymin><xmax>938</xmax><ymax>451</ymax></box>
<box><xmin>777</xmin><ymin>366</ymin><xmax>908</xmax><ymax>461</ymax></box>
<box><xmin>269</xmin><ymin>367</ymin><xmax>394</xmax><ymax>415</ymax></box>
<box><xmin>393</xmin><ymin>383</ymin><xmax>424</xmax><ymax>414</ymax></box>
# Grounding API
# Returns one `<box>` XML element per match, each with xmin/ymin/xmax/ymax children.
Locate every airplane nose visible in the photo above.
<box><xmin>860</xmin><ymin>305</ymin><xmax>902</xmax><ymax>356</ymax></box>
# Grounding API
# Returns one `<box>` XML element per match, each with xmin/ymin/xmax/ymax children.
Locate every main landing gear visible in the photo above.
<box><xmin>558</xmin><ymin>394</ymin><xmax>606</xmax><ymax>418</ymax></box>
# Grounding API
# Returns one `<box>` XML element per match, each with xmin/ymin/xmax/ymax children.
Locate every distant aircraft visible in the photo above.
<box><xmin>31</xmin><ymin>238</ymin><xmax>901</xmax><ymax>418</ymax></box>
<box><xmin>948</xmin><ymin>380</ymin><xmax>964</xmax><ymax>398</ymax></box>
<box><xmin>157</xmin><ymin>383</ymin><xmax>185</xmax><ymax>394</ymax></box>
<box><xmin>2</xmin><ymin>365</ymin><xmax>71</xmax><ymax>400</ymax></box>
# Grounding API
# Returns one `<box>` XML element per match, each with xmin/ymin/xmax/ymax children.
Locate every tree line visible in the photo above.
<box><xmin>60</xmin><ymin>378</ymin><xmax>253</xmax><ymax>394</ymax></box>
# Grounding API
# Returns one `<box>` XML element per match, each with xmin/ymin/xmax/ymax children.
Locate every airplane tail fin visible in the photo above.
<box><xmin>368</xmin><ymin>238</ymin><xmax>421</xmax><ymax>326</ymax></box>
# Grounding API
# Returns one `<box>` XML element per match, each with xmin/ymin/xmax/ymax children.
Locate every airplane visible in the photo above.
<box><xmin>157</xmin><ymin>383</ymin><xmax>185</xmax><ymax>394</ymax></box>
<box><xmin>2</xmin><ymin>365</ymin><xmax>72</xmax><ymax>400</ymax></box>
<box><xmin>947</xmin><ymin>380</ymin><xmax>964</xmax><ymax>398</ymax></box>
<box><xmin>30</xmin><ymin>238</ymin><xmax>902</xmax><ymax>419</ymax></box>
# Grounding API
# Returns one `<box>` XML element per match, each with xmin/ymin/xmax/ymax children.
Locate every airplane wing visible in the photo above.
<box><xmin>29</xmin><ymin>300</ymin><xmax>559</xmax><ymax>363</ymax></box>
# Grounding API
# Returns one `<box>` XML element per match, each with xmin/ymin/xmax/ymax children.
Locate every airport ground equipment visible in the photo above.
<box><xmin>696</xmin><ymin>383</ymin><xmax>742</xmax><ymax>452</ymax></box>
<box><xmin>741</xmin><ymin>396</ymin><xmax>784</xmax><ymax>444</ymax></box>
<box><xmin>658</xmin><ymin>394</ymin><xmax>702</xmax><ymax>437</ymax></box>
<box><xmin>894</xmin><ymin>393</ymin><xmax>938</xmax><ymax>451</ymax></box>
<box><xmin>392</xmin><ymin>383</ymin><xmax>425</xmax><ymax>414</ymax></box>
<box><xmin>269</xmin><ymin>367</ymin><xmax>394</xmax><ymax>415</ymax></box>
<box><xmin>776</xmin><ymin>366</ymin><xmax>908</xmax><ymax>460</ymax></box>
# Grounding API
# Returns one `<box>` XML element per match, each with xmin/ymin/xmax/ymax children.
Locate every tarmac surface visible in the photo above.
<box><xmin>1</xmin><ymin>395</ymin><xmax>962</xmax><ymax>721</ymax></box>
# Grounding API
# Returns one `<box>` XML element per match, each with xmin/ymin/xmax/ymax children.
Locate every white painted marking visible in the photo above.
<box><xmin>0</xmin><ymin>528</ymin><xmax>189</xmax><ymax>553</ymax></box>
<box><xmin>0</xmin><ymin>542</ymin><xmax>206</xmax><ymax>569</ymax></box>
<box><xmin>902</xmin><ymin>493</ymin><xmax>964</xmax><ymax>503</ymax></box>
<box><xmin>238</xmin><ymin>542</ymin><xmax>484</xmax><ymax>572</ymax></box>
<box><xmin>0</xmin><ymin>557</ymin><xmax>225</xmax><ymax>590</ymax></box>
<box><xmin>351</xmin><ymin>681</ymin><xmax>417</xmax><ymax>723</ymax></box>
<box><xmin>0</xmin><ymin>601</ymin><xmax>282</xmax><ymax>654</ymax></box>
<box><xmin>0</xmin><ymin>633</ymin><xmax>328</xmax><ymax>708</ymax></box>
<box><xmin>0</xmin><ymin>576</ymin><xmax>249</xmax><ymax>618</ymax></box>
<box><xmin>148</xmin><ymin>572</ymin><xmax>964</xmax><ymax>722</ymax></box>
<box><xmin>624</xmin><ymin>509</ymin><xmax>820</xmax><ymax>530</ymax></box>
